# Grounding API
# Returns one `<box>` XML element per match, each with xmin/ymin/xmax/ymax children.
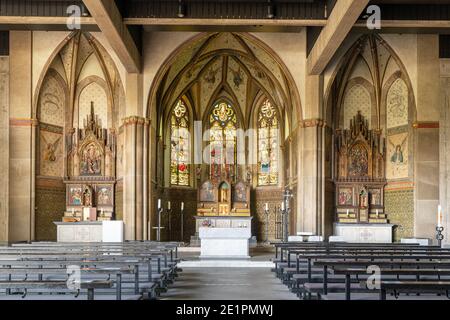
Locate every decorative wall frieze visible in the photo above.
<box><xmin>9</xmin><ymin>118</ymin><xmax>39</xmax><ymax>127</ymax></box>
<box><xmin>39</xmin><ymin>122</ymin><xmax>63</xmax><ymax>134</ymax></box>
<box><xmin>299</xmin><ymin>118</ymin><xmax>327</xmax><ymax>128</ymax></box>
<box><xmin>122</xmin><ymin>116</ymin><xmax>151</xmax><ymax>126</ymax></box>
<box><xmin>412</xmin><ymin>121</ymin><xmax>439</xmax><ymax>129</ymax></box>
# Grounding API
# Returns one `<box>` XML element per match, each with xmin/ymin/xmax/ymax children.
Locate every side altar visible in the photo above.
<box><xmin>333</xmin><ymin>112</ymin><xmax>393</xmax><ymax>243</ymax></box>
<box><xmin>54</xmin><ymin>103</ymin><xmax>123</xmax><ymax>242</ymax></box>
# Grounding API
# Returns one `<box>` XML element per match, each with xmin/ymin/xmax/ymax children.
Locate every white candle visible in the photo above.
<box><xmin>265</xmin><ymin>203</ymin><xmax>269</xmax><ymax>211</ymax></box>
<box><xmin>376</xmin><ymin>209</ymin><xmax>379</xmax><ymax>218</ymax></box>
<box><xmin>158</xmin><ymin>199</ymin><xmax>161</xmax><ymax>209</ymax></box>
<box><xmin>168</xmin><ymin>201</ymin><xmax>171</xmax><ymax>210</ymax></box>
<box><xmin>438</xmin><ymin>205</ymin><xmax>442</xmax><ymax>227</ymax></box>
<box><xmin>181</xmin><ymin>202</ymin><xmax>184</xmax><ymax>211</ymax></box>
<box><xmin>346</xmin><ymin>209</ymin><xmax>349</xmax><ymax>217</ymax></box>
<box><xmin>281</xmin><ymin>202</ymin><xmax>285</xmax><ymax>211</ymax></box>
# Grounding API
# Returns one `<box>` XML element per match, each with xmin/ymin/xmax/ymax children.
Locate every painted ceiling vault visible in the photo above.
<box><xmin>157</xmin><ymin>32</ymin><xmax>293</xmax><ymax>129</ymax></box>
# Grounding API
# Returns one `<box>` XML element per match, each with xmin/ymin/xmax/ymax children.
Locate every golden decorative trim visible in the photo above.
<box><xmin>122</xmin><ymin>116</ymin><xmax>151</xmax><ymax>126</ymax></box>
<box><xmin>10</xmin><ymin>118</ymin><xmax>39</xmax><ymax>127</ymax></box>
<box><xmin>299</xmin><ymin>118</ymin><xmax>326</xmax><ymax>128</ymax></box>
<box><xmin>412</xmin><ymin>121</ymin><xmax>439</xmax><ymax>129</ymax></box>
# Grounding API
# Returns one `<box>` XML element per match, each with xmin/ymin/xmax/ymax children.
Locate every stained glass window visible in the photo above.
<box><xmin>209</xmin><ymin>102</ymin><xmax>237</xmax><ymax>180</ymax></box>
<box><xmin>258</xmin><ymin>99</ymin><xmax>279</xmax><ymax>186</ymax></box>
<box><xmin>170</xmin><ymin>100</ymin><xmax>190</xmax><ymax>186</ymax></box>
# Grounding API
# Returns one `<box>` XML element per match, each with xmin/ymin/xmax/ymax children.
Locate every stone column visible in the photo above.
<box><xmin>9</xmin><ymin>31</ymin><xmax>34</xmax><ymax>242</ymax></box>
<box><xmin>414</xmin><ymin>35</ymin><xmax>440</xmax><ymax>242</ymax></box>
<box><xmin>440</xmin><ymin>59</ymin><xmax>450</xmax><ymax>245</ymax></box>
<box><xmin>297</xmin><ymin>74</ymin><xmax>326</xmax><ymax>236</ymax></box>
<box><xmin>122</xmin><ymin>116</ymin><xmax>150</xmax><ymax>240</ymax></box>
<box><xmin>0</xmin><ymin>56</ymin><xmax>9</xmax><ymax>243</ymax></box>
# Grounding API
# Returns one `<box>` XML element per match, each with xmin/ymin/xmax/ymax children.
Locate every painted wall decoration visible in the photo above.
<box><xmin>385</xmin><ymin>188</ymin><xmax>414</xmax><ymax>241</ymax></box>
<box><xmin>387</xmin><ymin>132</ymin><xmax>408</xmax><ymax>179</ymax></box>
<box><xmin>343</xmin><ymin>84</ymin><xmax>371</xmax><ymax>129</ymax></box>
<box><xmin>78</xmin><ymin>82</ymin><xmax>108</xmax><ymax>128</ymax></box>
<box><xmin>39</xmin><ymin>130</ymin><xmax>63</xmax><ymax>177</ymax></box>
<box><xmin>387</xmin><ymin>78</ymin><xmax>408</xmax><ymax>129</ymax></box>
<box><xmin>39</xmin><ymin>72</ymin><xmax>65</xmax><ymax>126</ymax></box>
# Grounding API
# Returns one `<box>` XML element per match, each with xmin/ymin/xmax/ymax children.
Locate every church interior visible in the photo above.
<box><xmin>1</xmin><ymin>0</ymin><xmax>450</xmax><ymax>303</ymax></box>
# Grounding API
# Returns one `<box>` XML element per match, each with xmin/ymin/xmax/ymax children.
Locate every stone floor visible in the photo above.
<box><xmin>160</xmin><ymin>267</ymin><xmax>297</xmax><ymax>300</ymax></box>
<box><xmin>160</xmin><ymin>247</ymin><xmax>297</xmax><ymax>300</ymax></box>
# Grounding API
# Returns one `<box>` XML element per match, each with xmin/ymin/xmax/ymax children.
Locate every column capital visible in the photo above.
<box><xmin>299</xmin><ymin>118</ymin><xmax>326</xmax><ymax>128</ymax></box>
<box><xmin>123</xmin><ymin>116</ymin><xmax>151</xmax><ymax>126</ymax></box>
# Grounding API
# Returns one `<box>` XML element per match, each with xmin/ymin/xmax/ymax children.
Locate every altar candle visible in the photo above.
<box><xmin>168</xmin><ymin>201</ymin><xmax>171</xmax><ymax>210</ymax></box>
<box><xmin>281</xmin><ymin>202</ymin><xmax>285</xmax><ymax>211</ymax></box>
<box><xmin>376</xmin><ymin>209</ymin><xmax>379</xmax><ymax>218</ymax></box>
<box><xmin>438</xmin><ymin>205</ymin><xmax>442</xmax><ymax>227</ymax></box>
<box><xmin>346</xmin><ymin>209</ymin><xmax>349</xmax><ymax>217</ymax></box>
<box><xmin>265</xmin><ymin>203</ymin><xmax>269</xmax><ymax>211</ymax></box>
<box><xmin>181</xmin><ymin>202</ymin><xmax>184</xmax><ymax>211</ymax></box>
<box><xmin>158</xmin><ymin>199</ymin><xmax>161</xmax><ymax>209</ymax></box>
<box><xmin>72</xmin><ymin>208</ymin><xmax>75</xmax><ymax>215</ymax></box>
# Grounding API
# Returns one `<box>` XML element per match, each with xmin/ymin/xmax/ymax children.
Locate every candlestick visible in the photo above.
<box><xmin>168</xmin><ymin>201</ymin><xmax>171</xmax><ymax>210</ymax></box>
<box><xmin>438</xmin><ymin>205</ymin><xmax>442</xmax><ymax>227</ymax></box>
<box><xmin>181</xmin><ymin>202</ymin><xmax>184</xmax><ymax>211</ymax></box>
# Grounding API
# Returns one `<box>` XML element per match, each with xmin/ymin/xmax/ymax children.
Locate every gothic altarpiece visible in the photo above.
<box><xmin>334</xmin><ymin>112</ymin><xmax>388</xmax><ymax>224</ymax></box>
<box><xmin>63</xmin><ymin>103</ymin><xmax>116</xmax><ymax>222</ymax></box>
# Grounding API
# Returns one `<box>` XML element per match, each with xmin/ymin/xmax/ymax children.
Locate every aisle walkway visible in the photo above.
<box><xmin>160</xmin><ymin>267</ymin><xmax>297</xmax><ymax>300</ymax></box>
<box><xmin>161</xmin><ymin>248</ymin><xmax>296</xmax><ymax>300</ymax></box>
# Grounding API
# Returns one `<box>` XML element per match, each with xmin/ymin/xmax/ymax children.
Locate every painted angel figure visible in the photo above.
<box><xmin>389</xmin><ymin>136</ymin><xmax>407</xmax><ymax>164</ymax></box>
<box><xmin>42</xmin><ymin>135</ymin><xmax>61</xmax><ymax>162</ymax></box>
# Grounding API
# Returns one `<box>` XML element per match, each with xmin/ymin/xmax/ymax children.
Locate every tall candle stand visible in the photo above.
<box><xmin>264</xmin><ymin>205</ymin><xmax>270</xmax><ymax>243</ymax></box>
<box><xmin>436</xmin><ymin>226</ymin><xmax>445</xmax><ymax>247</ymax></box>
<box><xmin>167</xmin><ymin>207</ymin><xmax>173</xmax><ymax>241</ymax></box>
<box><xmin>282</xmin><ymin>188</ymin><xmax>293</xmax><ymax>243</ymax></box>
<box><xmin>180</xmin><ymin>205</ymin><xmax>185</xmax><ymax>243</ymax></box>
<box><xmin>152</xmin><ymin>206</ymin><xmax>165</xmax><ymax>242</ymax></box>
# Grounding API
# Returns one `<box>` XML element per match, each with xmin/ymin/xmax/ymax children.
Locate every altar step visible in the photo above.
<box><xmin>178</xmin><ymin>259</ymin><xmax>274</xmax><ymax>268</ymax></box>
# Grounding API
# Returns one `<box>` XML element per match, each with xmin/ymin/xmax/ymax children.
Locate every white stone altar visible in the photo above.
<box><xmin>194</xmin><ymin>216</ymin><xmax>252</xmax><ymax>233</ymax></box>
<box><xmin>334</xmin><ymin>223</ymin><xmax>394</xmax><ymax>243</ymax></box>
<box><xmin>199</xmin><ymin>227</ymin><xmax>251</xmax><ymax>259</ymax></box>
<box><xmin>54</xmin><ymin>221</ymin><xmax>124</xmax><ymax>242</ymax></box>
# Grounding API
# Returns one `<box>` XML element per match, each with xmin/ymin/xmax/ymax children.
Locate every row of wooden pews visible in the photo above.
<box><xmin>0</xmin><ymin>241</ymin><xmax>183</xmax><ymax>300</ymax></box>
<box><xmin>272</xmin><ymin>241</ymin><xmax>450</xmax><ymax>300</ymax></box>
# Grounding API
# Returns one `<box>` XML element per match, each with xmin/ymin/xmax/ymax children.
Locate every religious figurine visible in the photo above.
<box><xmin>82</xmin><ymin>185</ymin><xmax>93</xmax><ymax>207</ymax></box>
<box><xmin>359</xmin><ymin>187</ymin><xmax>368</xmax><ymax>208</ymax></box>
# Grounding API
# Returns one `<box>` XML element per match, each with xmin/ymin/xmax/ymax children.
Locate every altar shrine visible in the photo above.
<box><xmin>62</xmin><ymin>102</ymin><xmax>116</xmax><ymax>223</ymax></box>
<box><xmin>333</xmin><ymin>111</ymin><xmax>393</xmax><ymax>243</ymax></box>
<box><xmin>194</xmin><ymin>179</ymin><xmax>252</xmax><ymax>234</ymax></box>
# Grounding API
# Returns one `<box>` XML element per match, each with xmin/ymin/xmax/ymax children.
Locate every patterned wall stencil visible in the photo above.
<box><xmin>78</xmin><ymin>82</ymin><xmax>108</xmax><ymax>128</ymax></box>
<box><xmin>386</xmin><ymin>132</ymin><xmax>408</xmax><ymax>179</ymax></box>
<box><xmin>385</xmin><ymin>188</ymin><xmax>414</xmax><ymax>241</ymax></box>
<box><xmin>343</xmin><ymin>84</ymin><xmax>371</xmax><ymax>129</ymax></box>
<box><xmin>35</xmin><ymin>187</ymin><xmax>65</xmax><ymax>241</ymax></box>
<box><xmin>39</xmin><ymin>130</ymin><xmax>63</xmax><ymax>177</ymax></box>
<box><xmin>39</xmin><ymin>73</ymin><xmax>65</xmax><ymax>126</ymax></box>
<box><xmin>253</xmin><ymin>188</ymin><xmax>284</xmax><ymax>241</ymax></box>
<box><xmin>387</xmin><ymin>78</ymin><xmax>408</xmax><ymax>129</ymax></box>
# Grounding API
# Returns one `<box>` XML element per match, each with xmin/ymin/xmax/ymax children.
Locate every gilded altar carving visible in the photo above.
<box><xmin>334</xmin><ymin>112</ymin><xmax>387</xmax><ymax>224</ymax></box>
